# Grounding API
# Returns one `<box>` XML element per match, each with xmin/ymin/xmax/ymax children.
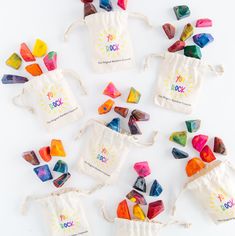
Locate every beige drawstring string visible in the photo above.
<box><xmin>208</xmin><ymin>64</ymin><xmax>224</xmax><ymax>76</ymax></box>
<box><xmin>101</xmin><ymin>201</ymin><xmax>192</xmax><ymax>228</ymax></box>
<box><xmin>64</xmin><ymin>19</ymin><xmax>86</xmax><ymax>42</ymax></box>
<box><xmin>75</xmin><ymin>119</ymin><xmax>96</xmax><ymax>140</ymax></box>
<box><xmin>129</xmin><ymin>131</ymin><xmax>158</xmax><ymax>148</ymax></box>
<box><xmin>171</xmin><ymin>183</ymin><xmax>188</xmax><ymax>216</ymax></box>
<box><xmin>62</xmin><ymin>69</ymin><xmax>87</xmax><ymax>95</ymax></box>
<box><xmin>143</xmin><ymin>53</ymin><xmax>164</xmax><ymax>71</ymax></box>
<box><xmin>129</xmin><ymin>12</ymin><xmax>155</xmax><ymax>28</ymax></box>
<box><xmin>100</xmin><ymin>200</ymin><xmax>115</xmax><ymax>223</ymax></box>
<box><xmin>21</xmin><ymin>187</ymin><xmax>90</xmax><ymax>215</ymax></box>
<box><xmin>12</xmin><ymin>89</ymin><xmax>34</xmax><ymax>114</ymax></box>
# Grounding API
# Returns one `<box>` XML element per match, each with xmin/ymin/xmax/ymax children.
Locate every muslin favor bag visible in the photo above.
<box><xmin>75</xmin><ymin>119</ymin><xmax>158</xmax><ymax>190</ymax></box>
<box><xmin>13</xmin><ymin>69</ymin><xmax>87</xmax><ymax>131</ymax></box>
<box><xmin>101</xmin><ymin>203</ymin><xmax>191</xmax><ymax>236</ymax></box>
<box><xmin>172</xmin><ymin>160</ymin><xmax>235</xmax><ymax>224</ymax></box>
<box><xmin>22</xmin><ymin>188</ymin><xmax>91</xmax><ymax>236</ymax></box>
<box><xmin>144</xmin><ymin>52</ymin><xmax>224</xmax><ymax>114</ymax></box>
<box><xmin>64</xmin><ymin>11</ymin><xmax>154</xmax><ymax>73</ymax></box>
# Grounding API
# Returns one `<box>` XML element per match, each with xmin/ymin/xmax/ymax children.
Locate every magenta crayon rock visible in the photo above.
<box><xmin>118</xmin><ymin>0</ymin><xmax>128</xmax><ymax>10</ymax></box>
<box><xmin>134</xmin><ymin>161</ymin><xmax>151</xmax><ymax>177</ymax></box>
<box><xmin>43</xmin><ymin>51</ymin><xmax>57</xmax><ymax>71</ymax></box>
<box><xmin>103</xmin><ymin>82</ymin><xmax>121</xmax><ymax>98</ymax></box>
<box><xmin>192</xmin><ymin>134</ymin><xmax>208</xmax><ymax>152</ymax></box>
<box><xmin>196</xmin><ymin>18</ymin><xmax>212</xmax><ymax>27</ymax></box>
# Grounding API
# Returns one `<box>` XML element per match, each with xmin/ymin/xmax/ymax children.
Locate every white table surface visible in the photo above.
<box><xmin>1</xmin><ymin>0</ymin><xmax>235</xmax><ymax>235</ymax></box>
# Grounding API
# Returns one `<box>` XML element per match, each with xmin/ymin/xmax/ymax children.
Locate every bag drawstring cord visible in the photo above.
<box><xmin>12</xmin><ymin>89</ymin><xmax>34</xmax><ymax>114</ymax></box>
<box><xmin>64</xmin><ymin>19</ymin><xmax>86</xmax><ymax>42</ymax></box>
<box><xmin>143</xmin><ymin>53</ymin><xmax>164</xmax><ymax>71</ymax></box>
<box><xmin>208</xmin><ymin>64</ymin><xmax>224</xmax><ymax>76</ymax></box>
<box><xmin>21</xmin><ymin>186</ymin><xmax>103</xmax><ymax>216</ymax></box>
<box><xmin>62</xmin><ymin>69</ymin><xmax>87</xmax><ymax>95</ymax></box>
<box><xmin>129</xmin><ymin>131</ymin><xmax>158</xmax><ymax>148</ymax></box>
<box><xmin>129</xmin><ymin>12</ymin><xmax>155</xmax><ymax>28</ymax></box>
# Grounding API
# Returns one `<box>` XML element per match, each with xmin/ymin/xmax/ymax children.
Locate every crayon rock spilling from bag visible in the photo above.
<box><xmin>22</xmin><ymin>139</ymin><xmax>70</xmax><ymax>187</ymax></box>
<box><xmin>20</xmin><ymin>42</ymin><xmax>35</xmax><ymax>62</ymax></box>
<box><xmin>114</xmin><ymin>106</ymin><xmax>129</xmax><ymax>118</ymax></box>
<box><xmin>4</xmin><ymin>39</ymin><xmax>58</xmax><ymax>82</ymax></box>
<box><xmin>117</xmin><ymin>161</ymin><xmax>165</xmax><ymax>222</ymax></box>
<box><xmin>162</xmin><ymin>23</ymin><xmax>175</xmax><ymax>39</ymax></box>
<box><xmin>173</xmin><ymin>5</ymin><xmax>190</xmax><ymax>20</ymax></box>
<box><xmin>6</xmin><ymin>53</ymin><xmax>22</xmax><ymax>69</ymax></box>
<box><xmin>1</xmin><ymin>74</ymin><xmax>28</xmax><ymax>84</ymax></box>
<box><xmin>103</xmin><ymin>82</ymin><xmax>121</xmax><ymax>99</ymax></box>
<box><xmin>163</xmin><ymin>6</ymin><xmax>214</xmax><ymax>59</ymax></box>
<box><xmin>99</xmin><ymin>0</ymin><xmax>113</xmax><ymax>11</ymax></box>
<box><xmin>127</xmin><ymin>87</ymin><xmax>141</xmax><ymax>104</ymax></box>
<box><xmin>169</xmin><ymin>120</ymin><xmax>228</xmax><ymax>177</ymax></box>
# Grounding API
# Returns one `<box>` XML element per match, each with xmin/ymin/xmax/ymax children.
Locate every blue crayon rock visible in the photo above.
<box><xmin>149</xmin><ymin>179</ymin><xmax>163</xmax><ymax>197</ymax></box>
<box><xmin>34</xmin><ymin>165</ymin><xmax>53</xmax><ymax>182</ymax></box>
<box><xmin>99</xmin><ymin>0</ymin><xmax>113</xmax><ymax>11</ymax></box>
<box><xmin>172</xmin><ymin>147</ymin><xmax>189</xmax><ymax>159</ymax></box>
<box><xmin>2</xmin><ymin>74</ymin><xmax>28</xmax><ymax>84</ymax></box>
<box><xmin>53</xmin><ymin>160</ymin><xmax>68</xmax><ymax>173</ymax></box>
<box><xmin>106</xmin><ymin>118</ymin><xmax>120</xmax><ymax>132</ymax></box>
<box><xmin>193</xmin><ymin>33</ymin><xmax>214</xmax><ymax>48</ymax></box>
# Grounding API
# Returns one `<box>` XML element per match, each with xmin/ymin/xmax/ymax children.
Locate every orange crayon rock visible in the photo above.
<box><xmin>39</xmin><ymin>146</ymin><xmax>52</xmax><ymax>162</ymax></box>
<box><xmin>50</xmin><ymin>139</ymin><xmax>66</xmax><ymax>157</ymax></box>
<box><xmin>186</xmin><ymin>157</ymin><xmax>205</xmax><ymax>177</ymax></box>
<box><xmin>25</xmin><ymin>63</ymin><xmax>43</xmax><ymax>76</ymax></box>
<box><xmin>117</xmin><ymin>199</ymin><xmax>131</xmax><ymax>220</ymax></box>
<box><xmin>98</xmin><ymin>99</ymin><xmax>114</xmax><ymax>114</ymax></box>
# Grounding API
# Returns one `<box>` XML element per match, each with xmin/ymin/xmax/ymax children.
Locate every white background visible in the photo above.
<box><xmin>0</xmin><ymin>0</ymin><xmax>235</xmax><ymax>235</ymax></box>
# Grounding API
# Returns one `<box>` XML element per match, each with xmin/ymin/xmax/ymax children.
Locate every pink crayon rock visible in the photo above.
<box><xmin>103</xmin><ymin>82</ymin><xmax>121</xmax><ymax>99</ymax></box>
<box><xmin>134</xmin><ymin>161</ymin><xmax>151</xmax><ymax>177</ymax></box>
<box><xmin>43</xmin><ymin>51</ymin><xmax>57</xmax><ymax>71</ymax></box>
<box><xmin>192</xmin><ymin>134</ymin><xmax>208</xmax><ymax>152</ymax></box>
<box><xmin>196</xmin><ymin>18</ymin><xmax>212</xmax><ymax>27</ymax></box>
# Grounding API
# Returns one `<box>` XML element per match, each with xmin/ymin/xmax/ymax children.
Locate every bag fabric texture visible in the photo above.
<box><xmin>114</xmin><ymin>218</ymin><xmax>163</xmax><ymax>236</ymax></box>
<box><xmin>76</xmin><ymin>120</ymin><xmax>157</xmax><ymax>187</ymax></box>
<box><xmin>22</xmin><ymin>189</ymin><xmax>91</xmax><ymax>236</ymax></box>
<box><xmin>144</xmin><ymin>52</ymin><xmax>224</xmax><ymax>114</ymax></box>
<box><xmin>13</xmin><ymin>69</ymin><xmax>86</xmax><ymax>131</ymax></box>
<box><xmin>65</xmin><ymin>11</ymin><xmax>154</xmax><ymax>73</ymax></box>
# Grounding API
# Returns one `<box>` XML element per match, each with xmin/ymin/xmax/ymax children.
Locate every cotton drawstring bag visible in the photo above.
<box><xmin>22</xmin><ymin>188</ymin><xmax>91</xmax><ymax>236</ymax></box>
<box><xmin>64</xmin><ymin>11</ymin><xmax>154</xmax><ymax>73</ymax></box>
<box><xmin>13</xmin><ymin>69</ymin><xmax>87</xmax><ymax>131</ymax></box>
<box><xmin>75</xmin><ymin>119</ymin><xmax>158</xmax><ymax>190</ymax></box>
<box><xmin>144</xmin><ymin>52</ymin><xmax>224</xmax><ymax>114</ymax></box>
<box><xmin>172</xmin><ymin>160</ymin><xmax>235</xmax><ymax>224</ymax></box>
<box><xmin>101</xmin><ymin>202</ymin><xmax>191</xmax><ymax>236</ymax></box>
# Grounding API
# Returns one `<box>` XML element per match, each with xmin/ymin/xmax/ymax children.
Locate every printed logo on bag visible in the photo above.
<box><xmin>164</xmin><ymin>71</ymin><xmax>194</xmax><ymax>99</ymax></box>
<box><xmin>97</xmin><ymin>147</ymin><xmax>109</xmax><ymax>163</ymax></box>
<box><xmin>59</xmin><ymin>214</ymin><xmax>77</xmax><ymax>229</ymax></box>
<box><xmin>84</xmin><ymin>144</ymin><xmax>118</xmax><ymax>177</ymax></box>
<box><xmin>40</xmin><ymin>84</ymin><xmax>68</xmax><ymax>114</ymax></box>
<box><xmin>96</xmin><ymin>28</ymin><xmax>130</xmax><ymax>64</ymax></box>
<box><xmin>51</xmin><ymin>210</ymin><xmax>89</xmax><ymax>235</ymax></box>
<box><xmin>210</xmin><ymin>190</ymin><xmax>235</xmax><ymax>218</ymax></box>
